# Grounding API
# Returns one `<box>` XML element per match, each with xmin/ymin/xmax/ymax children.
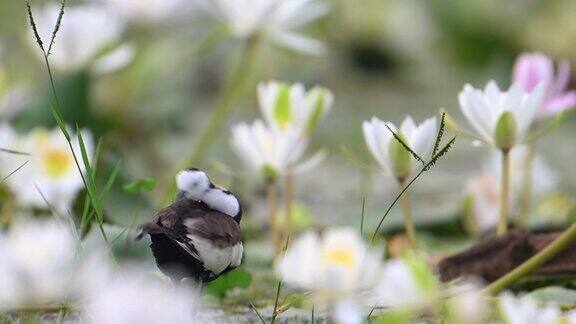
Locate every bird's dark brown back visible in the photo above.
<box><xmin>152</xmin><ymin>199</ymin><xmax>242</xmax><ymax>248</ymax></box>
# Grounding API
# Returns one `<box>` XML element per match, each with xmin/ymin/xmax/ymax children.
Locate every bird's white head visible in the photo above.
<box><xmin>176</xmin><ymin>169</ymin><xmax>242</xmax><ymax>221</ymax></box>
<box><xmin>176</xmin><ymin>169</ymin><xmax>211</xmax><ymax>200</ymax></box>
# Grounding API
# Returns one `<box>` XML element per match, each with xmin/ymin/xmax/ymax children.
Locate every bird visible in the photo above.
<box><xmin>137</xmin><ymin>168</ymin><xmax>243</xmax><ymax>285</ymax></box>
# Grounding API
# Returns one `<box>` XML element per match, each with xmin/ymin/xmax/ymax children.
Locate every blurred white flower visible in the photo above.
<box><xmin>258</xmin><ymin>81</ymin><xmax>333</xmax><ymax>135</ymax></box>
<box><xmin>512</xmin><ymin>52</ymin><xmax>576</xmax><ymax>118</ymax></box>
<box><xmin>230</xmin><ymin>119</ymin><xmax>325</xmax><ymax>178</ymax></box>
<box><xmin>0</xmin><ymin>122</ymin><xmax>15</xmax><ymax>148</ymax></box>
<box><xmin>444</xmin><ymin>280</ymin><xmax>488</xmax><ymax>324</ymax></box>
<box><xmin>375</xmin><ymin>254</ymin><xmax>439</xmax><ymax>309</ymax></box>
<box><xmin>0</xmin><ymin>122</ymin><xmax>16</xmax><ymax>178</ymax></box>
<box><xmin>464</xmin><ymin>145</ymin><xmax>558</xmax><ymax>233</ymax></box>
<box><xmin>458</xmin><ymin>81</ymin><xmax>544</xmax><ymax>150</ymax></box>
<box><xmin>95</xmin><ymin>0</ymin><xmax>194</xmax><ymax>25</ymax></box>
<box><xmin>0</xmin><ymin>219</ymin><xmax>78</xmax><ymax>308</ymax></box>
<box><xmin>463</xmin><ymin>172</ymin><xmax>501</xmax><ymax>233</ymax></box>
<box><xmin>0</xmin><ymin>126</ymin><xmax>93</xmax><ymax>214</ymax></box>
<box><xmin>32</xmin><ymin>3</ymin><xmax>132</xmax><ymax>73</ymax></box>
<box><xmin>276</xmin><ymin>227</ymin><xmax>382</xmax><ymax>299</ymax></box>
<box><xmin>499</xmin><ymin>293</ymin><xmax>565</xmax><ymax>324</ymax></box>
<box><xmin>0</xmin><ymin>86</ymin><xmax>31</xmax><ymax>121</ymax></box>
<box><xmin>489</xmin><ymin>145</ymin><xmax>558</xmax><ymax>200</ymax></box>
<box><xmin>195</xmin><ymin>0</ymin><xmax>329</xmax><ymax>55</ymax></box>
<box><xmin>362</xmin><ymin>115</ymin><xmax>437</xmax><ymax>182</ymax></box>
<box><xmin>85</xmin><ymin>274</ymin><xmax>200</xmax><ymax>324</ymax></box>
<box><xmin>333</xmin><ymin>299</ymin><xmax>362</xmax><ymax>324</ymax></box>
<box><xmin>91</xmin><ymin>44</ymin><xmax>136</xmax><ymax>76</ymax></box>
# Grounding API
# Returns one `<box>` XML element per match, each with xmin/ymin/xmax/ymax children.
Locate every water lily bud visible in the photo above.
<box><xmin>273</xmin><ymin>84</ymin><xmax>293</xmax><ymax>130</ymax></box>
<box><xmin>305</xmin><ymin>88</ymin><xmax>330</xmax><ymax>134</ymax></box>
<box><xmin>262</xmin><ymin>164</ymin><xmax>279</xmax><ymax>182</ymax></box>
<box><xmin>389</xmin><ymin>133</ymin><xmax>411</xmax><ymax>182</ymax></box>
<box><xmin>494</xmin><ymin>111</ymin><xmax>517</xmax><ymax>151</ymax></box>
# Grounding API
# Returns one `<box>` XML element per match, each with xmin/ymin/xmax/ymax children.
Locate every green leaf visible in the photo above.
<box><xmin>273</xmin><ymin>84</ymin><xmax>292</xmax><ymax>128</ymax></box>
<box><xmin>204</xmin><ymin>268</ymin><xmax>252</xmax><ymax>298</ymax></box>
<box><xmin>278</xmin><ymin>202</ymin><xmax>313</xmax><ymax>231</ymax></box>
<box><xmin>529</xmin><ymin>286</ymin><xmax>576</xmax><ymax>305</ymax></box>
<box><xmin>122</xmin><ymin>177</ymin><xmax>157</xmax><ymax>195</ymax></box>
<box><xmin>404</xmin><ymin>253</ymin><xmax>439</xmax><ymax>296</ymax></box>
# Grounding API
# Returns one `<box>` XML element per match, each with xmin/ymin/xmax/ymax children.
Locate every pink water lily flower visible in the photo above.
<box><xmin>512</xmin><ymin>52</ymin><xmax>576</xmax><ymax>118</ymax></box>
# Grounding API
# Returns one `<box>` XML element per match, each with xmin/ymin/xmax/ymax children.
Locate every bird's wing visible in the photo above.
<box><xmin>143</xmin><ymin>199</ymin><xmax>243</xmax><ymax>274</ymax></box>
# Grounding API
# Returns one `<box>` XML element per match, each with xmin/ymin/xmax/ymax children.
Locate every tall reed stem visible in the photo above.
<box><xmin>497</xmin><ymin>150</ymin><xmax>511</xmax><ymax>236</ymax></box>
<box><xmin>160</xmin><ymin>36</ymin><xmax>260</xmax><ymax>205</ymax></box>
<box><xmin>266</xmin><ymin>177</ymin><xmax>280</xmax><ymax>257</ymax></box>
<box><xmin>484</xmin><ymin>218</ymin><xmax>576</xmax><ymax>295</ymax></box>
<box><xmin>283</xmin><ymin>173</ymin><xmax>294</xmax><ymax>245</ymax></box>
<box><xmin>399</xmin><ymin>181</ymin><xmax>418</xmax><ymax>249</ymax></box>
<box><xmin>518</xmin><ymin>142</ymin><xmax>535</xmax><ymax>226</ymax></box>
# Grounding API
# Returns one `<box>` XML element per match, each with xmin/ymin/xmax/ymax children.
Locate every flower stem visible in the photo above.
<box><xmin>160</xmin><ymin>35</ymin><xmax>260</xmax><ymax>206</ymax></box>
<box><xmin>399</xmin><ymin>182</ymin><xmax>418</xmax><ymax>249</ymax></box>
<box><xmin>283</xmin><ymin>173</ymin><xmax>294</xmax><ymax>245</ymax></box>
<box><xmin>497</xmin><ymin>150</ymin><xmax>511</xmax><ymax>236</ymax></box>
<box><xmin>518</xmin><ymin>142</ymin><xmax>535</xmax><ymax>226</ymax></box>
<box><xmin>483</xmin><ymin>218</ymin><xmax>576</xmax><ymax>295</ymax></box>
<box><xmin>185</xmin><ymin>35</ymin><xmax>259</xmax><ymax>164</ymax></box>
<box><xmin>267</xmin><ymin>177</ymin><xmax>280</xmax><ymax>257</ymax></box>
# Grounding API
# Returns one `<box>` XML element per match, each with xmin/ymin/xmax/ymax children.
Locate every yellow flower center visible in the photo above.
<box><xmin>42</xmin><ymin>148</ymin><xmax>73</xmax><ymax>179</ymax></box>
<box><xmin>322</xmin><ymin>248</ymin><xmax>358</xmax><ymax>269</ymax></box>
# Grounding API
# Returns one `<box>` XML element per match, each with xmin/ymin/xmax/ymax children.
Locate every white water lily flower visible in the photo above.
<box><xmin>0</xmin><ymin>126</ymin><xmax>93</xmax><ymax>214</ymax></box>
<box><xmin>362</xmin><ymin>115</ymin><xmax>437</xmax><ymax>182</ymax></box>
<box><xmin>458</xmin><ymin>81</ymin><xmax>545</xmax><ymax>150</ymax></box>
<box><xmin>32</xmin><ymin>4</ymin><xmax>131</xmax><ymax>73</ymax></box>
<box><xmin>276</xmin><ymin>227</ymin><xmax>383</xmax><ymax>299</ymax></box>
<box><xmin>375</xmin><ymin>254</ymin><xmax>439</xmax><ymax>309</ymax></box>
<box><xmin>258</xmin><ymin>81</ymin><xmax>333</xmax><ymax>135</ymax></box>
<box><xmin>230</xmin><ymin>119</ymin><xmax>325</xmax><ymax>179</ymax></box>
<box><xmin>499</xmin><ymin>293</ymin><xmax>566</xmax><ymax>324</ymax></box>
<box><xmin>0</xmin><ymin>219</ymin><xmax>78</xmax><ymax>308</ymax></box>
<box><xmin>195</xmin><ymin>0</ymin><xmax>329</xmax><ymax>55</ymax></box>
<box><xmin>85</xmin><ymin>273</ymin><xmax>201</xmax><ymax>324</ymax></box>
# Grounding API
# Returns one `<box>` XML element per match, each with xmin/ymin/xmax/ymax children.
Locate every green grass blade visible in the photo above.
<box><xmin>99</xmin><ymin>161</ymin><xmax>121</xmax><ymax>203</ymax></box>
<box><xmin>249</xmin><ymin>303</ymin><xmax>266</xmax><ymax>324</ymax></box>
<box><xmin>1</xmin><ymin>161</ymin><xmax>29</xmax><ymax>183</ymax></box>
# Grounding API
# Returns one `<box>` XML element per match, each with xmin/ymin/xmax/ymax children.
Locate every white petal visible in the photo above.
<box><xmin>362</xmin><ymin>119</ymin><xmax>386</xmax><ymax>169</ymax></box>
<box><xmin>409</xmin><ymin>117</ymin><xmax>437</xmax><ymax>159</ymax></box>
<box><xmin>399</xmin><ymin>115</ymin><xmax>416</xmax><ymax>138</ymax></box>
<box><xmin>268</xmin><ymin>30</ymin><xmax>325</xmax><ymax>56</ymax></box>
<box><xmin>293</xmin><ymin>149</ymin><xmax>326</xmax><ymax>174</ymax></box>
<box><xmin>458</xmin><ymin>85</ymin><xmax>494</xmax><ymax>142</ymax></box>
